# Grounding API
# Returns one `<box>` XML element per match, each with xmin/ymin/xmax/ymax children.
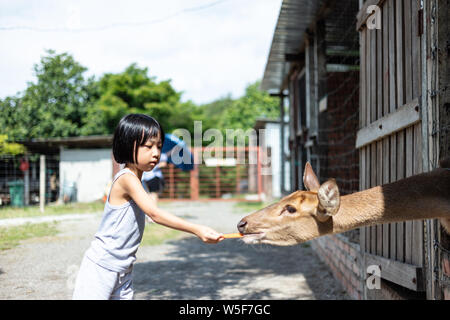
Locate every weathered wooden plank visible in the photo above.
<box><xmin>396</xmin><ymin>0</ymin><xmax>404</xmax><ymax>108</ymax></box>
<box><xmin>371</xmin><ymin>143</ymin><xmax>377</xmax><ymax>254</ymax></box>
<box><xmin>405</xmin><ymin>126</ymin><xmax>414</xmax><ymax>264</ymax></box>
<box><xmin>396</xmin><ymin>130</ymin><xmax>405</xmax><ymax>263</ymax></box>
<box><xmin>305</xmin><ymin>36</ymin><xmax>314</xmax><ymax>133</ymax></box>
<box><xmin>413</xmin><ymin>123</ymin><xmax>423</xmax><ymax>177</ymax></box>
<box><xmin>376</xmin><ymin>140</ymin><xmax>383</xmax><ymax>256</ymax></box>
<box><xmin>361</xmin><ymin>30</ymin><xmax>367</xmax><ymax>128</ymax></box>
<box><xmin>367</xmin><ymin>29</ymin><xmax>372</xmax><ymax>126</ymax></box>
<box><xmin>405</xmin><ymin>127</ymin><xmax>413</xmax><ymax>173</ymax></box>
<box><xmin>377</xmin><ymin>21</ymin><xmax>383</xmax><ymax>120</ymax></box>
<box><xmin>371</xmin><ymin>27</ymin><xmax>377</xmax><ymax>123</ymax></box>
<box><xmin>388</xmin><ymin>0</ymin><xmax>397</xmax><ymax>113</ymax></box>
<box><xmin>365</xmin><ymin>252</ymin><xmax>424</xmax><ymax>291</ymax></box>
<box><xmin>360</xmin><ymin>148</ymin><xmax>366</xmax><ymax>253</ymax></box>
<box><xmin>355</xmin><ymin>98</ymin><xmax>420</xmax><ymax>149</ymax></box>
<box><xmin>382</xmin><ymin>2</ymin><xmax>389</xmax><ymax>118</ymax></box>
<box><xmin>411</xmin><ymin>0</ymin><xmax>421</xmax><ymax>99</ymax></box>
<box><xmin>412</xmin><ymin>123</ymin><xmax>423</xmax><ymax>267</ymax></box>
<box><xmin>390</xmin><ymin>134</ymin><xmax>397</xmax><ymax>260</ymax></box>
<box><xmin>382</xmin><ymin>137</ymin><xmax>390</xmax><ymax>258</ymax></box>
<box><xmin>366</xmin><ymin>146</ymin><xmax>371</xmax><ymax>253</ymax></box>
<box><xmin>404</xmin><ymin>0</ymin><xmax>413</xmax><ymax>103</ymax></box>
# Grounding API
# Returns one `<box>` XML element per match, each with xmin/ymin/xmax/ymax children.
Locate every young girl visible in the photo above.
<box><xmin>72</xmin><ymin>114</ymin><xmax>224</xmax><ymax>300</ymax></box>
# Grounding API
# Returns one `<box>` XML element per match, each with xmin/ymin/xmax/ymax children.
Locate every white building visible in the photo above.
<box><xmin>254</xmin><ymin>119</ymin><xmax>290</xmax><ymax>199</ymax></box>
<box><xmin>23</xmin><ymin>135</ymin><xmax>116</xmax><ymax>203</ymax></box>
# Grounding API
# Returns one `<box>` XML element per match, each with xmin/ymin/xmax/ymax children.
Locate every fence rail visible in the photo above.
<box><xmin>160</xmin><ymin>147</ymin><xmax>263</xmax><ymax>201</ymax></box>
<box><xmin>0</xmin><ymin>154</ymin><xmax>59</xmax><ymax>208</ymax></box>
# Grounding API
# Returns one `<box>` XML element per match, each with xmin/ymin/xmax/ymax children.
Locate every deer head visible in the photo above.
<box><xmin>238</xmin><ymin>158</ymin><xmax>450</xmax><ymax>245</ymax></box>
<box><xmin>237</xmin><ymin>162</ymin><xmax>341</xmax><ymax>246</ymax></box>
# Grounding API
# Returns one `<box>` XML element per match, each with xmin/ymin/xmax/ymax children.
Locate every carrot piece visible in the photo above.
<box><xmin>222</xmin><ymin>233</ymin><xmax>244</xmax><ymax>239</ymax></box>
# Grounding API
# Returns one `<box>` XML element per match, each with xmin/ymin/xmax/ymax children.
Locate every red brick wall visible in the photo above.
<box><xmin>311</xmin><ymin>234</ymin><xmax>364</xmax><ymax>300</ymax></box>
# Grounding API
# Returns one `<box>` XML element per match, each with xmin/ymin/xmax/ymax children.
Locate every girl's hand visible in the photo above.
<box><xmin>194</xmin><ymin>225</ymin><xmax>224</xmax><ymax>244</ymax></box>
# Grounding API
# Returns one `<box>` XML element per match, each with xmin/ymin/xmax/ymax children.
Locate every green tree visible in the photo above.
<box><xmin>220</xmin><ymin>81</ymin><xmax>279</xmax><ymax>131</ymax></box>
<box><xmin>0</xmin><ymin>50</ymin><xmax>278</xmax><ymax>146</ymax></box>
<box><xmin>0</xmin><ymin>50</ymin><xmax>95</xmax><ymax>140</ymax></box>
<box><xmin>199</xmin><ymin>95</ymin><xmax>234</xmax><ymax>132</ymax></box>
<box><xmin>81</xmin><ymin>63</ymin><xmax>185</xmax><ymax>135</ymax></box>
<box><xmin>0</xmin><ymin>135</ymin><xmax>26</xmax><ymax>155</ymax></box>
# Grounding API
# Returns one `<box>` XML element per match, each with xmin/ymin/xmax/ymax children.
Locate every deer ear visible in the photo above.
<box><xmin>316</xmin><ymin>179</ymin><xmax>340</xmax><ymax>222</ymax></box>
<box><xmin>303</xmin><ymin>162</ymin><xmax>320</xmax><ymax>191</ymax></box>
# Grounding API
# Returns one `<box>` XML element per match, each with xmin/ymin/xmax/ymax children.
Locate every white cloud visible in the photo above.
<box><xmin>0</xmin><ymin>0</ymin><xmax>281</xmax><ymax>104</ymax></box>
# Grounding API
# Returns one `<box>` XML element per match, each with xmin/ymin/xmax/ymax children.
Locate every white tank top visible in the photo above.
<box><xmin>85</xmin><ymin>168</ymin><xmax>146</xmax><ymax>272</ymax></box>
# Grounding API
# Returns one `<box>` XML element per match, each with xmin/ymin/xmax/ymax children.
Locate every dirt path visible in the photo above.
<box><xmin>0</xmin><ymin>201</ymin><xmax>349</xmax><ymax>300</ymax></box>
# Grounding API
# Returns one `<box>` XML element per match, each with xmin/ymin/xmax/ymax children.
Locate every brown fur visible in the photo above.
<box><xmin>239</xmin><ymin>158</ymin><xmax>450</xmax><ymax>246</ymax></box>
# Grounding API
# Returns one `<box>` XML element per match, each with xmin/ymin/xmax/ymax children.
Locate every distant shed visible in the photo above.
<box><xmin>22</xmin><ymin>135</ymin><xmax>115</xmax><ymax>203</ymax></box>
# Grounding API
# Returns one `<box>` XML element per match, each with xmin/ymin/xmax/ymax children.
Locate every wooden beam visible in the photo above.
<box><xmin>305</xmin><ymin>35</ymin><xmax>316</xmax><ymax>137</ymax></box>
<box><xmin>365</xmin><ymin>252</ymin><xmax>424</xmax><ymax>291</ymax></box>
<box><xmin>355</xmin><ymin>98</ymin><xmax>420</xmax><ymax>149</ymax></box>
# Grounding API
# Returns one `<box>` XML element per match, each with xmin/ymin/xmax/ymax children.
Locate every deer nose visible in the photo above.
<box><xmin>237</xmin><ymin>219</ymin><xmax>247</xmax><ymax>234</ymax></box>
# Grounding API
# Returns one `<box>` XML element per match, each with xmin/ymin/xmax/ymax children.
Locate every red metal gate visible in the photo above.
<box><xmin>160</xmin><ymin>146</ymin><xmax>263</xmax><ymax>201</ymax></box>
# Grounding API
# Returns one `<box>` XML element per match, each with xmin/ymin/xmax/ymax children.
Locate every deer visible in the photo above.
<box><xmin>237</xmin><ymin>158</ymin><xmax>450</xmax><ymax>246</ymax></box>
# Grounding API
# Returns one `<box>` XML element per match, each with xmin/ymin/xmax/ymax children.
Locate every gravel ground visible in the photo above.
<box><xmin>0</xmin><ymin>201</ymin><xmax>349</xmax><ymax>300</ymax></box>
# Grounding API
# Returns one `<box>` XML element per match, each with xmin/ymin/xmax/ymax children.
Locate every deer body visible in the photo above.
<box><xmin>238</xmin><ymin>160</ymin><xmax>450</xmax><ymax>246</ymax></box>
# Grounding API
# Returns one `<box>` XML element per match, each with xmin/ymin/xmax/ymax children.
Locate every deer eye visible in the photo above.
<box><xmin>285</xmin><ymin>205</ymin><xmax>297</xmax><ymax>214</ymax></box>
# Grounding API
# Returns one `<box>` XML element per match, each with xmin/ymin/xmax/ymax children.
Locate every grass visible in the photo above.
<box><xmin>0</xmin><ymin>200</ymin><xmax>104</xmax><ymax>220</ymax></box>
<box><xmin>140</xmin><ymin>222</ymin><xmax>186</xmax><ymax>246</ymax></box>
<box><xmin>0</xmin><ymin>209</ymin><xmax>185</xmax><ymax>251</ymax></box>
<box><xmin>0</xmin><ymin>222</ymin><xmax>59</xmax><ymax>251</ymax></box>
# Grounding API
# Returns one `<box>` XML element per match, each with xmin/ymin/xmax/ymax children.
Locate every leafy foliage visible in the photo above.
<box><xmin>0</xmin><ymin>50</ymin><xmax>279</xmax><ymax>145</ymax></box>
<box><xmin>0</xmin><ymin>135</ymin><xmax>26</xmax><ymax>155</ymax></box>
<box><xmin>219</xmin><ymin>81</ymin><xmax>279</xmax><ymax>131</ymax></box>
<box><xmin>0</xmin><ymin>50</ymin><xmax>96</xmax><ymax>140</ymax></box>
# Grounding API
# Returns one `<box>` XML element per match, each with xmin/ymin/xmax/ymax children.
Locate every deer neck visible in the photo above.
<box><xmin>330</xmin><ymin>168</ymin><xmax>450</xmax><ymax>234</ymax></box>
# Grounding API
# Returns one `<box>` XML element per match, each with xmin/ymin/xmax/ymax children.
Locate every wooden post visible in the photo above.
<box><xmin>305</xmin><ymin>34</ymin><xmax>314</xmax><ymax>133</ymax></box>
<box><xmin>169</xmin><ymin>164</ymin><xmax>174</xmax><ymax>199</ymax></box>
<box><xmin>280</xmin><ymin>94</ymin><xmax>286</xmax><ymax>195</ymax></box>
<box><xmin>257</xmin><ymin>146</ymin><xmax>262</xmax><ymax>200</ymax></box>
<box><xmin>315</xmin><ymin>19</ymin><xmax>327</xmax><ymax>134</ymax></box>
<box><xmin>39</xmin><ymin>155</ymin><xmax>45</xmax><ymax>213</ymax></box>
<box><xmin>190</xmin><ymin>147</ymin><xmax>199</xmax><ymax>200</ymax></box>
<box><xmin>236</xmin><ymin>163</ymin><xmax>240</xmax><ymax>194</ymax></box>
<box><xmin>436</xmin><ymin>0</ymin><xmax>450</xmax><ymax>300</ymax></box>
<box><xmin>248</xmin><ymin>146</ymin><xmax>257</xmax><ymax>193</ymax></box>
<box><xmin>215</xmin><ymin>165</ymin><xmax>220</xmax><ymax>198</ymax></box>
<box><xmin>24</xmin><ymin>155</ymin><xmax>30</xmax><ymax>206</ymax></box>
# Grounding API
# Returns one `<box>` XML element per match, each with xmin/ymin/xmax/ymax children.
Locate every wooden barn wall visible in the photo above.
<box><xmin>357</xmin><ymin>0</ymin><xmax>426</xmax><ymax>296</ymax></box>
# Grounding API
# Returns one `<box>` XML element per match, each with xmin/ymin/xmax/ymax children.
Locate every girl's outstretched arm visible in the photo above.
<box><xmin>120</xmin><ymin>173</ymin><xmax>223</xmax><ymax>243</ymax></box>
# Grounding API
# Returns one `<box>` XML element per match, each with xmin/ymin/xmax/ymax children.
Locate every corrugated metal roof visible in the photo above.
<box><xmin>261</xmin><ymin>0</ymin><xmax>325</xmax><ymax>93</ymax></box>
<box><xmin>19</xmin><ymin>135</ymin><xmax>113</xmax><ymax>153</ymax></box>
<box><xmin>261</xmin><ymin>0</ymin><xmax>360</xmax><ymax>93</ymax></box>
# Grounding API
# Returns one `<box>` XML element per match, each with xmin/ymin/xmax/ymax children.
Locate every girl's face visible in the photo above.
<box><xmin>135</xmin><ymin>135</ymin><xmax>162</xmax><ymax>171</ymax></box>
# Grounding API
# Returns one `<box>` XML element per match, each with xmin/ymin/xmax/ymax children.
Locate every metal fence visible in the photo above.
<box><xmin>0</xmin><ymin>154</ymin><xmax>59</xmax><ymax>207</ymax></box>
<box><xmin>159</xmin><ymin>147</ymin><xmax>263</xmax><ymax>201</ymax></box>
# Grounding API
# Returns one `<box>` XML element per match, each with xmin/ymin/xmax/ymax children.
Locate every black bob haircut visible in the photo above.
<box><xmin>112</xmin><ymin>114</ymin><xmax>165</xmax><ymax>164</ymax></box>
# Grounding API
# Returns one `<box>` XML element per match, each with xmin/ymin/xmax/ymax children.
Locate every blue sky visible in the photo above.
<box><xmin>0</xmin><ymin>0</ymin><xmax>281</xmax><ymax>104</ymax></box>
